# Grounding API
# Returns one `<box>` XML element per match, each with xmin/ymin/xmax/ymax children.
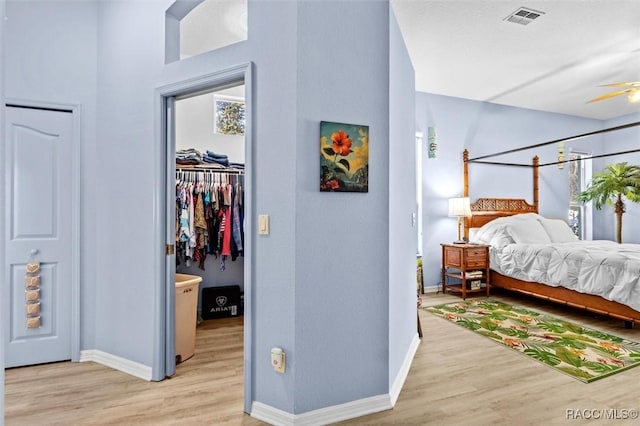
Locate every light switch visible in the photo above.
<box><xmin>259</xmin><ymin>215</ymin><xmax>270</xmax><ymax>235</ymax></box>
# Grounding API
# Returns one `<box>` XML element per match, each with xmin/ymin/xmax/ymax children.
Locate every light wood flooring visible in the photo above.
<box><xmin>5</xmin><ymin>290</ymin><xmax>640</xmax><ymax>425</ymax></box>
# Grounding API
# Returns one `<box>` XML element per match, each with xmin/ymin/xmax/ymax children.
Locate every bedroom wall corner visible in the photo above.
<box><xmin>388</xmin><ymin>4</ymin><xmax>418</xmax><ymax>394</ymax></box>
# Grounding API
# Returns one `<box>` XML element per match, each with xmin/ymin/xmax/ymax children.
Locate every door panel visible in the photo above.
<box><xmin>4</xmin><ymin>106</ymin><xmax>73</xmax><ymax>368</ymax></box>
<box><xmin>12</xmin><ymin>127</ymin><xmax>58</xmax><ymax>238</ymax></box>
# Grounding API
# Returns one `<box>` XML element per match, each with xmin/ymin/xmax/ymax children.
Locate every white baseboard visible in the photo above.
<box><xmin>251</xmin><ymin>402</ymin><xmax>294</xmax><ymax>426</ymax></box>
<box><xmin>390</xmin><ymin>332</ymin><xmax>421</xmax><ymax>406</ymax></box>
<box><xmin>79</xmin><ymin>335</ymin><xmax>420</xmax><ymax>423</ymax></box>
<box><xmin>80</xmin><ymin>349</ymin><xmax>152</xmax><ymax>381</ymax></box>
<box><xmin>251</xmin><ymin>335</ymin><xmax>420</xmax><ymax>425</ymax></box>
<box><xmin>252</xmin><ymin>394</ymin><xmax>392</xmax><ymax>426</ymax></box>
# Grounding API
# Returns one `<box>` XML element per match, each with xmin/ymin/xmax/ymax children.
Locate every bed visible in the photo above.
<box><xmin>462</xmin><ymin>149</ymin><xmax>640</xmax><ymax>327</ymax></box>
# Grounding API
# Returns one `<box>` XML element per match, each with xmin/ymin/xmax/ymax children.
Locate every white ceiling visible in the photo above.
<box><xmin>391</xmin><ymin>0</ymin><xmax>640</xmax><ymax>120</ymax></box>
<box><xmin>183</xmin><ymin>0</ymin><xmax>640</xmax><ymax>121</ymax></box>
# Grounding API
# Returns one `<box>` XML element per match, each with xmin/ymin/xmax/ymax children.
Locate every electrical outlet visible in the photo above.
<box><xmin>271</xmin><ymin>347</ymin><xmax>286</xmax><ymax>373</ymax></box>
<box><xmin>275</xmin><ymin>353</ymin><xmax>285</xmax><ymax>373</ymax></box>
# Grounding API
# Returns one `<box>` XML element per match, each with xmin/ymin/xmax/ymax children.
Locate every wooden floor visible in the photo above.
<box><xmin>5</xmin><ymin>316</ymin><xmax>260</xmax><ymax>426</ymax></box>
<box><xmin>5</xmin><ymin>290</ymin><xmax>640</xmax><ymax>425</ymax></box>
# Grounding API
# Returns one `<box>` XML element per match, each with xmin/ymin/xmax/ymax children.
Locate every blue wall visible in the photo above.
<box><xmin>94</xmin><ymin>0</ymin><xmax>164</xmax><ymax>365</ymax></box>
<box><xmin>293</xmin><ymin>1</ymin><xmax>392</xmax><ymax>412</ymax></box>
<box><xmin>415</xmin><ymin>92</ymin><xmax>605</xmax><ymax>286</ymax></box>
<box><xmin>3</xmin><ymin>0</ymin><xmax>99</xmax><ymax>357</ymax></box>
<box><xmin>2</xmin><ymin>0</ymin><xmax>417</xmax><ymax>420</ymax></box>
<box><xmin>388</xmin><ymin>7</ymin><xmax>418</xmax><ymax>391</ymax></box>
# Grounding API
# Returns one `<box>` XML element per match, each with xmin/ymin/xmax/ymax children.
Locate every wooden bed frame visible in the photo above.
<box><xmin>462</xmin><ymin>150</ymin><xmax>640</xmax><ymax>326</ymax></box>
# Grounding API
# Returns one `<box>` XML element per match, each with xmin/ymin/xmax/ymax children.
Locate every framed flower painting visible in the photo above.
<box><xmin>320</xmin><ymin>121</ymin><xmax>369</xmax><ymax>193</ymax></box>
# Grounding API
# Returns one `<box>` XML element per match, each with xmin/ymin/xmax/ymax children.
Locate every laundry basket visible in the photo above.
<box><xmin>175</xmin><ymin>273</ymin><xmax>202</xmax><ymax>363</ymax></box>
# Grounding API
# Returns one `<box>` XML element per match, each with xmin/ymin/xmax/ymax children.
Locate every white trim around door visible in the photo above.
<box><xmin>153</xmin><ymin>62</ymin><xmax>254</xmax><ymax>413</ymax></box>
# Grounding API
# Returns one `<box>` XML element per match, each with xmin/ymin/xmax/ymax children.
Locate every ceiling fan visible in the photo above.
<box><xmin>587</xmin><ymin>81</ymin><xmax>640</xmax><ymax>104</ymax></box>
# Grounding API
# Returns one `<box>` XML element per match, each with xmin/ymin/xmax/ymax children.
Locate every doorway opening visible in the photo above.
<box><xmin>158</xmin><ymin>64</ymin><xmax>253</xmax><ymax>413</ymax></box>
<box><xmin>174</xmin><ymin>83</ymin><xmax>246</xmax><ymax>354</ymax></box>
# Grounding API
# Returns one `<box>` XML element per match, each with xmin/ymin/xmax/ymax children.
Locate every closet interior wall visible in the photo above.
<box><xmin>174</xmin><ymin>87</ymin><xmax>246</xmax><ymax>311</ymax></box>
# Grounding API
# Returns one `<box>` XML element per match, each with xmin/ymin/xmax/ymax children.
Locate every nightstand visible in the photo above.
<box><xmin>441</xmin><ymin>243</ymin><xmax>490</xmax><ymax>299</ymax></box>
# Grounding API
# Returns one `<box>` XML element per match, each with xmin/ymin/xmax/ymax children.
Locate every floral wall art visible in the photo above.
<box><xmin>320</xmin><ymin>121</ymin><xmax>369</xmax><ymax>192</ymax></box>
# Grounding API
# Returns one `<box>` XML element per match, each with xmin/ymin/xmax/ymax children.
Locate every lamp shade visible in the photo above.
<box><xmin>448</xmin><ymin>197</ymin><xmax>472</xmax><ymax>217</ymax></box>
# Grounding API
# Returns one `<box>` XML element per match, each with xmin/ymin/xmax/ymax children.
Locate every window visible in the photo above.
<box><xmin>568</xmin><ymin>152</ymin><xmax>591</xmax><ymax>239</ymax></box>
<box><xmin>165</xmin><ymin>0</ymin><xmax>248</xmax><ymax>64</ymax></box>
<box><xmin>214</xmin><ymin>95</ymin><xmax>245</xmax><ymax>135</ymax></box>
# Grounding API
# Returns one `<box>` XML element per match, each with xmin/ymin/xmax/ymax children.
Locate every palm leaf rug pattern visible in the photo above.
<box><xmin>425</xmin><ymin>299</ymin><xmax>640</xmax><ymax>382</ymax></box>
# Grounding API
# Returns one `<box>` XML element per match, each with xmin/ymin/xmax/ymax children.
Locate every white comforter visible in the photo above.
<box><xmin>491</xmin><ymin>241</ymin><xmax>640</xmax><ymax>312</ymax></box>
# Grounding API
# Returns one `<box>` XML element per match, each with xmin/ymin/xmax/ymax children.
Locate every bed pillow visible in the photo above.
<box><xmin>506</xmin><ymin>215</ymin><xmax>552</xmax><ymax>244</ymax></box>
<box><xmin>470</xmin><ymin>218</ymin><xmax>516</xmax><ymax>248</ymax></box>
<box><xmin>539</xmin><ymin>217</ymin><xmax>579</xmax><ymax>243</ymax></box>
<box><xmin>471</xmin><ymin>218</ymin><xmax>504</xmax><ymax>244</ymax></box>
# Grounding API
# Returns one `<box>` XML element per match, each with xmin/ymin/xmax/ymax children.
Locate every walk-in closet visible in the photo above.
<box><xmin>173</xmin><ymin>84</ymin><xmax>246</xmax><ymax>369</ymax></box>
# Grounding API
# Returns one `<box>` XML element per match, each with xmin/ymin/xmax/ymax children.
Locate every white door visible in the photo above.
<box><xmin>165</xmin><ymin>96</ymin><xmax>177</xmax><ymax>377</ymax></box>
<box><xmin>3</xmin><ymin>106</ymin><xmax>74</xmax><ymax>367</ymax></box>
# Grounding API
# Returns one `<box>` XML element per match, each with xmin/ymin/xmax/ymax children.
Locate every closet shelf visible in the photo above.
<box><xmin>176</xmin><ymin>165</ymin><xmax>244</xmax><ymax>174</ymax></box>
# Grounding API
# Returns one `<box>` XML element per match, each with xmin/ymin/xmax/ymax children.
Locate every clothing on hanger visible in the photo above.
<box><xmin>174</xmin><ymin>168</ymin><xmax>244</xmax><ymax>272</ymax></box>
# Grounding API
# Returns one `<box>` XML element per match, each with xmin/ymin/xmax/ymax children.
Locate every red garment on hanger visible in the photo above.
<box><xmin>218</xmin><ymin>206</ymin><xmax>232</xmax><ymax>257</ymax></box>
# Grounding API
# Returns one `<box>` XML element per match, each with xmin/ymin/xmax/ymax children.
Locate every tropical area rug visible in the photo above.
<box><xmin>425</xmin><ymin>299</ymin><xmax>640</xmax><ymax>383</ymax></box>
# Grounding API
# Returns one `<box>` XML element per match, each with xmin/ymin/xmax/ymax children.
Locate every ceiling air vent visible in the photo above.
<box><xmin>504</xmin><ymin>7</ymin><xmax>545</xmax><ymax>25</ymax></box>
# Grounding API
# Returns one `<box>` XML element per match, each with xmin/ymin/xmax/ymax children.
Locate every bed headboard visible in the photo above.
<box><xmin>464</xmin><ymin>198</ymin><xmax>538</xmax><ymax>238</ymax></box>
<box><xmin>462</xmin><ymin>149</ymin><xmax>539</xmax><ymax>239</ymax></box>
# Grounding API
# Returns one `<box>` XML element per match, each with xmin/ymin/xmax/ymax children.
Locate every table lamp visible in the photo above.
<box><xmin>448</xmin><ymin>197</ymin><xmax>471</xmax><ymax>244</ymax></box>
